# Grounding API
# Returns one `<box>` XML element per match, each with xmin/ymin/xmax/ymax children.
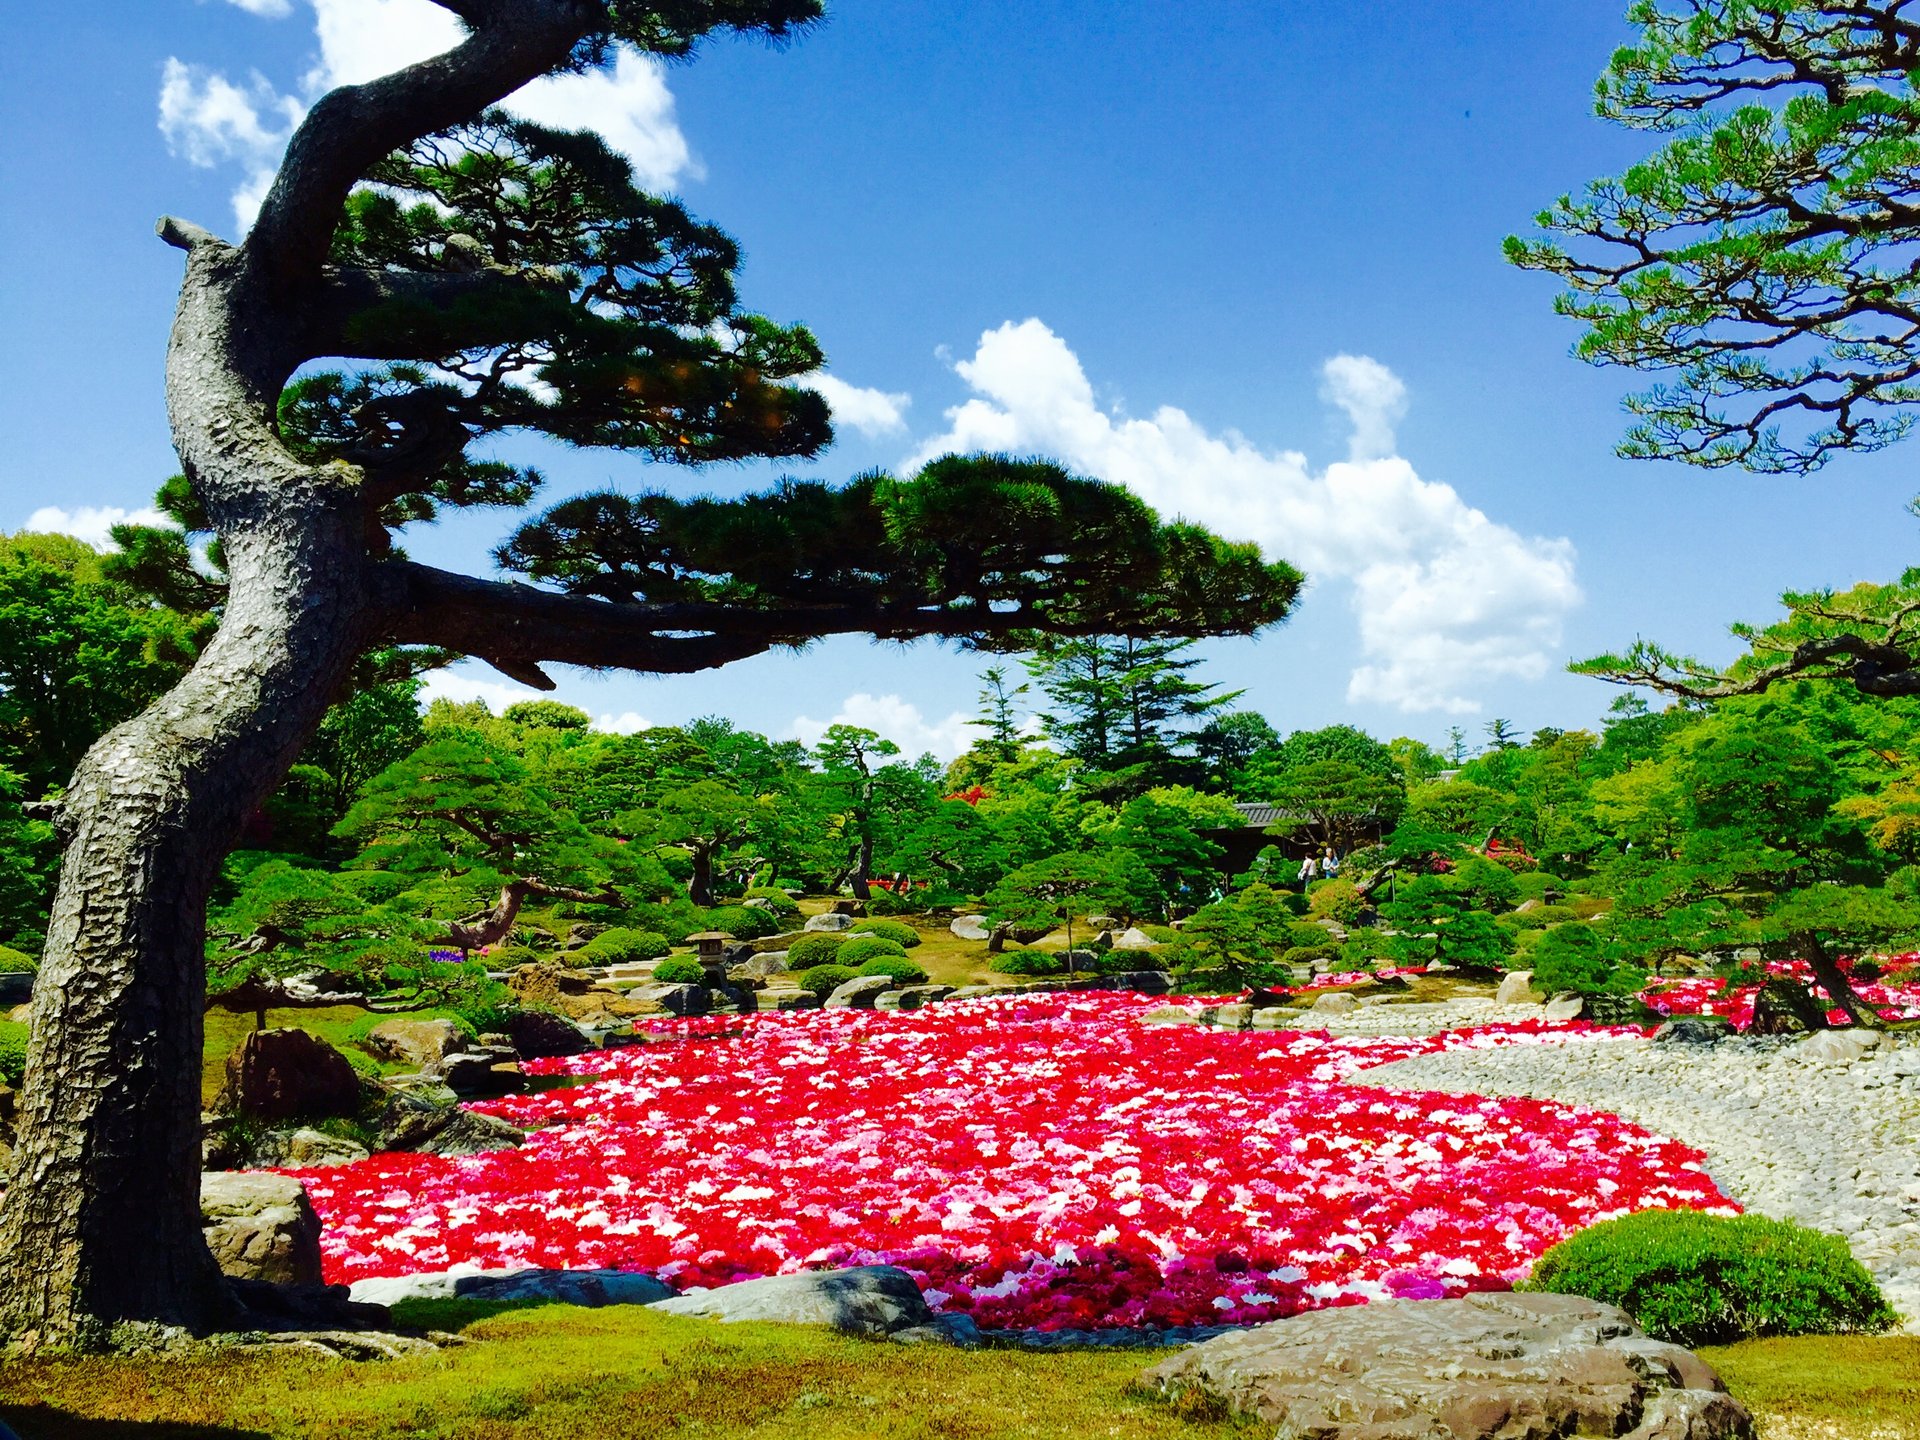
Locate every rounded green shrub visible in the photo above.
<box><xmin>1523</xmin><ymin>1209</ymin><xmax>1897</xmax><ymax>1346</ymax></box>
<box><xmin>0</xmin><ymin>945</ymin><xmax>38</xmax><ymax>974</ymax></box>
<box><xmin>0</xmin><ymin>1020</ymin><xmax>28</xmax><ymax>1085</ymax></box>
<box><xmin>849</xmin><ymin>918</ymin><xmax>920</xmax><ymax>948</ymax></box>
<box><xmin>1095</xmin><ymin>949</ymin><xmax>1167</xmax><ymax>974</ymax></box>
<box><xmin>837</xmin><ymin>935</ymin><xmax>909</xmax><ymax>968</ymax></box>
<box><xmin>581</xmin><ymin>928</ymin><xmax>672</xmax><ymax>965</ymax></box>
<box><xmin>856</xmin><ymin>955</ymin><xmax>927</xmax><ymax>984</ymax></box>
<box><xmin>796</xmin><ymin>963</ymin><xmax>858</xmax><ymax>996</ymax></box>
<box><xmin>1138</xmin><ymin>924</ymin><xmax>1181</xmax><ymax>945</ymax></box>
<box><xmin>1281</xmin><ymin>944</ymin><xmax>1338</xmax><ymax>967</ymax></box>
<box><xmin>702</xmin><ymin>904</ymin><xmax>781</xmax><ymax>940</ymax></box>
<box><xmin>491</xmin><ymin>943</ymin><xmax>540</xmax><ymax>967</ymax></box>
<box><xmin>988</xmin><ymin>949</ymin><xmax>1063</xmax><ymax>976</ymax></box>
<box><xmin>652</xmin><ymin>957</ymin><xmax>708</xmax><ymax>985</ymax></box>
<box><xmin>786</xmin><ymin>933</ymin><xmax>848</xmax><ymax>968</ymax></box>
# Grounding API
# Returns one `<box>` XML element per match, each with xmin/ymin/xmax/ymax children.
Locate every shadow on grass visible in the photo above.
<box><xmin>0</xmin><ymin>1409</ymin><xmax>270</xmax><ymax>1440</ymax></box>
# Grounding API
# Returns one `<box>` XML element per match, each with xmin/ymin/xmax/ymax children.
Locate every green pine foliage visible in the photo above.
<box><xmin>1524</xmin><ymin>1210</ymin><xmax>1897</xmax><ymax>1346</ymax></box>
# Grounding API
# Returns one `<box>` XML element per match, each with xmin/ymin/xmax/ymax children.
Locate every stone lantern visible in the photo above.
<box><xmin>687</xmin><ymin>931</ymin><xmax>733</xmax><ymax>985</ymax></box>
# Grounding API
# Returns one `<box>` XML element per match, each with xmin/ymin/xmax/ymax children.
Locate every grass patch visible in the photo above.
<box><xmin>0</xmin><ymin>1304</ymin><xmax>1265</xmax><ymax>1439</ymax></box>
<box><xmin>1701</xmin><ymin>1335</ymin><xmax>1920</xmax><ymax>1438</ymax></box>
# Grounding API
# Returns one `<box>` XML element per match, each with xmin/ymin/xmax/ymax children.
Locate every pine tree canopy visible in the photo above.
<box><xmin>1509</xmin><ymin>0</ymin><xmax>1920</xmax><ymax>472</ymax></box>
<box><xmin>149</xmin><ymin>0</ymin><xmax>1302</xmax><ymax>688</ymax></box>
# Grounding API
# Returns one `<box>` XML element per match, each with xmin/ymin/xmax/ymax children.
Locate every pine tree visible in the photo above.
<box><xmin>969</xmin><ymin>665</ymin><xmax>1030</xmax><ymax>763</ymax></box>
<box><xmin>0</xmin><ymin>3</ymin><xmax>1302</xmax><ymax>1343</ymax></box>
<box><xmin>1025</xmin><ymin>634</ymin><xmax>1241</xmax><ymax>788</ymax></box>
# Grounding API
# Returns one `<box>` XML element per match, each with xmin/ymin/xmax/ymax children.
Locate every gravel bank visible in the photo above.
<box><xmin>1358</xmin><ymin>1026</ymin><xmax>1920</xmax><ymax>1331</ymax></box>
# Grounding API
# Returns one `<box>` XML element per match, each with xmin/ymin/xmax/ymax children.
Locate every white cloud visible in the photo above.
<box><xmin>21</xmin><ymin>505</ymin><xmax>171</xmax><ymax>549</ymax></box>
<box><xmin>417</xmin><ymin>668</ymin><xmax>542</xmax><ymax>712</ymax></box>
<box><xmin>789</xmin><ymin>693</ymin><xmax>976</xmax><ymax>762</ymax></box>
<box><xmin>594</xmin><ymin>711</ymin><xmax>652</xmax><ymax>734</ymax></box>
<box><xmin>907</xmin><ymin>320</ymin><xmax>1581</xmax><ymax>714</ymax></box>
<box><xmin>1320</xmin><ymin>353</ymin><xmax>1407</xmax><ymax>464</ymax></box>
<box><xmin>166</xmin><ymin>0</ymin><xmax>697</xmax><ymax>233</ymax></box>
<box><xmin>803</xmin><ymin>374</ymin><xmax>912</xmax><ymax>438</ymax></box>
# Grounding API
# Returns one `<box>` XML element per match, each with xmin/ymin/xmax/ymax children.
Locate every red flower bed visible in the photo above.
<box><xmin>1643</xmin><ymin>956</ymin><xmax>1920</xmax><ymax>1030</ymax></box>
<box><xmin>301</xmin><ymin>996</ymin><xmax>1730</xmax><ymax>1330</ymax></box>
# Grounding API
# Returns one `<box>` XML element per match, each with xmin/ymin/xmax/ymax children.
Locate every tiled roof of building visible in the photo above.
<box><xmin>1232</xmin><ymin>802</ymin><xmax>1290</xmax><ymax>828</ymax></box>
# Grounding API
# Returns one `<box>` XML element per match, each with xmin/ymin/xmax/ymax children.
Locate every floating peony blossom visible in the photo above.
<box><xmin>299</xmin><ymin>995</ymin><xmax>1733</xmax><ymax>1331</ymax></box>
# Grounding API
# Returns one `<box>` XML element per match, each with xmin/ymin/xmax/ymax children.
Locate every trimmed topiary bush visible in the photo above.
<box><xmin>0</xmin><ymin>945</ymin><xmax>38</xmax><ymax>974</ymax></box>
<box><xmin>849</xmin><ymin>918</ymin><xmax>920</xmax><ymax>948</ymax></box>
<box><xmin>786</xmin><ymin>933</ymin><xmax>848</xmax><ymax>969</ymax></box>
<box><xmin>856</xmin><ymin>955</ymin><xmax>928</xmax><ymax>984</ymax></box>
<box><xmin>837</xmin><ymin>935</ymin><xmax>909</xmax><ymax>968</ymax></box>
<box><xmin>1523</xmin><ymin>1209</ymin><xmax>1897</xmax><ymax>1345</ymax></box>
<box><xmin>0</xmin><ymin>1020</ymin><xmax>28</xmax><ymax>1085</ymax></box>
<box><xmin>652</xmin><ymin>957</ymin><xmax>708</xmax><ymax>985</ymax></box>
<box><xmin>796</xmin><ymin>963</ymin><xmax>858</xmax><ymax>996</ymax></box>
<box><xmin>702</xmin><ymin>904</ymin><xmax>781</xmax><ymax>940</ymax></box>
<box><xmin>989</xmin><ymin>950</ymin><xmax>1063</xmax><ymax>976</ymax></box>
<box><xmin>581</xmin><ymin>928</ymin><xmax>672</xmax><ymax>965</ymax></box>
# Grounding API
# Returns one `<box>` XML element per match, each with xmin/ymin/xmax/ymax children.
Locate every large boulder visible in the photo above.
<box><xmin>503</xmin><ymin>1008</ymin><xmax>593</xmax><ymax>1060</ymax></box>
<box><xmin>1312</xmin><ymin>990</ymin><xmax>1359</xmax><ymax>1015</ymax></box>
<box><xmin>756</xmin><ymin>987</ymin><xmax>823</xmax><ymax>1012</ymax></box>
<box><xmin>363</xmin><ymin>1017</ymin><xmax>465</xmax><ymax>1070</ymax></box>
<box><xmin>439</xmin><ymin>1047</ymin><xmax>527</xmax><ymax>1097</ymax></box>
<box><xmin>623</xmin><ymin>982</ymin><xmax>709</xmax><ymax>1017</ymax></box>
<box><xmin>874</xmin><ymin>984</ymin><xmax>954</xmax><ymax>1012</ymax></box>
<box><xmin>1749</xmin><ymin>976</ymin><xmax>1828</xmax><ymax>1035</ymax></box>
<box><xmin>824</xmin><ymin>975</ymin><xmax>894</xmax><ymax>1009</ymax></box>
<box><xmin>1111</xmin><ymin>927</ymin><xmax>1160</xmax><ymax>950</ymax></box>
<box><xmin>250</xmin><ymin>1126</ymin><xmax>371</xmax><ymax>1169</ymax></box>
<box><xmin>649</xmin><ymin>1265</ymin><xmax>941</xmax><ymax>1339</ymax></box>
<box><xmin>201</xmin><ymin>1172</ymin><xmax>324</xmax><ymax>1286</ymax></box>
<box><xmin>218</xmin><ymin>1028</ymin><xmax>362</xmax><ymax>1123</ymax></box>
<box><xmin>1139</xmin><ymin>1292</ymin><xmax>1752</xmax><ymax>1440</ymax></box>
<box><xmin>803</xmin><ymin>912</ymin><xmax>855</xmax><ymax>933</ymax></box>
<box><xmin>377</xmin><ymin>1085</ymin><xmax>526</xmax><ymax>1157</ymax></box>
<box><xmin>1495</xmin><ymin>970</ymin><xmax>1544</xmax><ymax>1005</ymax></box>
<box><xmin>948</xmin><ymin>914</ymin><xmax>992</xmax><ymax>941</ymax></box>
<box><xmin>351</xmin><ymin>1265</ymin><xmax>673</xmax><ymax>1309</ymax></box>
<box><xmin>1796</xmin><ymin>1028</ymin><xmax>1880</xmax><ymax>1063</ymax></box>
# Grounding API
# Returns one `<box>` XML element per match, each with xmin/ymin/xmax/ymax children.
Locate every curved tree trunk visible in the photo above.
<box><xmin>0</xmin><ymin>246</ymin><xmax>378</xmax><ymax>1347</ymax></box>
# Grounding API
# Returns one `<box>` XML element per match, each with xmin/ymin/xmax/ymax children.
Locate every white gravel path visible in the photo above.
<box><xmin>1334</xmin><ymin>1001</ymin><xmax>1920</xmax><ymax>1332</ymax></box>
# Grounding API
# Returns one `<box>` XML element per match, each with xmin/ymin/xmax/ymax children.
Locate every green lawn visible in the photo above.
<box><xmin>0</xmin><ymin>1309</ymin><xmax>1912</xmax><ymax>1439</ymax></box>
<box><xmin>0</xmin><ymin>1302</ymin><xmax>1262</xmax><ymax>1440</ymax></box>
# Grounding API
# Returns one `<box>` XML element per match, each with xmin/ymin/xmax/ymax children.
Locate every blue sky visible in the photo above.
<box><xmin>5</xmin><ymin>1</ymin><xmax>1916</xmax><ymax>760</ymax></box>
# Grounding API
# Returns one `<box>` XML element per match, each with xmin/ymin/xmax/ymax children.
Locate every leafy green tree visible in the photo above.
<box><xmin>811</xmin><ymin>725</ymin><xmax>908</xmax><ymax>899</ymax></box>
<box><xmin>1379</xmin><ymin>875</ymin><xmax>1514</xmax><ymax>970</ymax></box>
<box><xmin>1260</xmin><ymin>760</ymin><xmax>1406</xmax><ymax>855</ymax></box>
<box><xmin>1405</xmin><ymin>779</ymin><xmax>1512</xmax><ymax>843</ymax></box>
<box><xmin>336</xmin><ymin>735</ymin><xmax>660</xmax><ymax>953</ymax></box>
<box><xmin>1106</xmin><ymin>786</ymin><xmax>1242</xmax><ymax>919</ymax></box>
<box><xmin>1511</xmin><ymin>0</ymin><xmax>1920</xmax><ymax>473</ymax></box>
<box><xmin>885</xmin><ymin>799</ymin><xmax>1008</xmax><ymax>896</ymax></box>
<box><xmin>2</xmin><ymin>2</ymin><xmax>1302</xmax><ymax>1342</ymax></box>
<box><xmin>623</xmin><ymin>776</ymin><xmax>757</xmax><ymax>906</ymax></box>
<box><xmin>984</xmin><ymin>852</ymin><xmax>1144</xmax><ymax>957</ymax></box>
<box><xmin>1530</xmin><ymin>921</ymin><xmax>1646</xmax><ymax>998</ymax></box>
<box><xmin>969</xmin><ymin>665</ymin><xmax>1030</xmax><ymax>765</ymax></box>
<box><xmin>1190</xmin><ymin>710</ymin><xmax>1281</xmax><ymax>789</ymax></box>
<box><xmin>1177</xmin><ymin>882</ymin><xmax>1299</xmax><ymax>988</ymax></box>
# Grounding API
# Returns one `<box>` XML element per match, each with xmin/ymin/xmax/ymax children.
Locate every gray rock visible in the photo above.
<box><xmin>251</xmin><ymin>1126</ymin><xmax>371</xmax><ymax>1169</ymax></box>
<box><xmin>349</xmin><ymin>1266</ymin><xmax>672</xmax><ymax>1309</ymax></box>
<box><xmin>1111</xmin><ymin>927</ymin><xmax>1160</xmax><ymax>950</ymax></box>
<box><xmin>218</xmin><ymin>1028</ymin><xmax>362</xmax><ymax>1123</ymax></box>
<box><xmin>623</xmin><ymin>982</ymin><xmax>709</xmax><ymax>1017</ymax></box>
<box><xmin>201</xmin><ymin>1172</ymin><xmax>324</xmax><ymax>1286</ymax></box>
<box><xmin>1139</xmin><ymin>1004</ymin><xmax>1198</xmax><ymax>1026</ymax></box>
<box><xmin>756</xmin><ymin>987</ymin><xmax>823</xmax><ymax>1012</ymax></box>
<box><xmin>1797</xmin><ymin>1028</ymin><xmax>1880</xmax><ymax>1063</ymax></box>
<box><xmin>650</xmin><ymin>1265</ymin><xmax>937</xmax><ymax>1338</ymax></box>
<box><xmin>948</xmin><ymin>914</ymin><xmax>992</xmax><ymax>941</ymax></box>
<box><xmin>364</xmin><ymin>1017</ymin><xmax>466</xmax><ymax>1070</ymax></box>
<box><xmin>1139</xmin><ymin>1292</ymin><xmax>1751</xmax><ymax>1440</ymax></box>
<box><xmin>378</xmin><ymin>1087</ymin><xmax>526</xmax><ymax>1157</ymax></box>
<box><xmin>732</xmin><ymin>953</ymin><xmax>790</xmax><ymax>982</ymax></box>
<box><xmin>1312</xmin><ymin>990</ymin><xmax>1359</xmax><ymax>1015</ymax></box>
<box><xmin>438</xmin><ymin>1047</ymin><xmax>525</xmax><ymax>1097</ymax></box>
<box><xmin>824</xmin><ymin>975</ymin><xmax>894</xmax><ymax>1009</ymax></box>
<box><xmin>1543</xmin><ymin>993</ymin><xmax>1585</xmax><ymax>1023</ymax></box>
<box><xmin>874</xmin><ymin>984</ymin><xmax>954</xmax><ymax>1012</ymax></box>
<box><xmin>1653</xmin><ymin>1017</ymin><xmax>1727</xmax><ymax>1045</ymax></box>
<box><xmin>1496</xmin><ymin>969</ymin><xmax>1544</xmax><ymax>1005</ymax></box>
<box><xmin>503</xmin><ymin>1009</ymin><xmax>593</xmax><ymax>1060</ymax></box>
<box><xmin>1207</xmin><ymin>1002</ymin><xmax>1255</xmax><ymax>1031</ymax></box>
<box><xmin>803</xmin><ymin>912</ymin><xmax>856</xmax><ymax>933</ymax></box>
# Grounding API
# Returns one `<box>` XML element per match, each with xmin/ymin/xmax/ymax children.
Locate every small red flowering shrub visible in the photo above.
<box><xmin>301</xmin><ymin>996</ymin><xmax>1732</xmax><ymax>1331</ymax></box>
<box><xmin>1643</xmin><ymin>957</ymin><xmax>1920</xmax><ymax>1030</ymax></box>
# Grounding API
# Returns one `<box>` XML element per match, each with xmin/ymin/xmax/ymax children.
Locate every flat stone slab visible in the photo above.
<box><xmin>349</xmin><ymin>1266</ymin><xmax>672</xmax><ymax>1309</ymax></box>
<box><xmin>650</xmin><ymin>1264</ymin><xmax>951</xmax><ymax>1340</ymax></box>
<box><xmin>1140</xmin><ymin>1292</ymin><xmax>1751</xmax><ymax>1440</ymax></box>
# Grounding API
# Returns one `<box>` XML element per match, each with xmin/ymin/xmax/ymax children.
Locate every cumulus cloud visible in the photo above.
<box><xmin>594</xmin><ymin>711</ymin><xmax>653</xmax><ymax>735</ymax></box>
<box><xmin>21</xmin><ymin>505</ymin><xmax>171</xmax><ymax>549</ymax></box>
<box><xmin>789</xmin><ymin>693</ymin><xmax>976</xmax><ymax>762</ymax></box>
<box><xmin>907</xmin><ymin>320</ymin><xmax>1581</xmax><ymax>714</ymax></box>
<box><xmin>803</xmin><ymin>374</ymin><xmax>912</xmax><ymax>438</ymax></box>
<box><xmin>165</xmin><ymin>0</ymin><xmax>696</xmax><ymax>232</ymax></box>
<box><xmin>417</xmin><ymin>668</ymin><xmax>543</xmax><ymax>713</ymax></box>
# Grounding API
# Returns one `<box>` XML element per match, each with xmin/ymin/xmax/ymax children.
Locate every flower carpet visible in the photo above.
<box><xmin>1643</xmin><ymin>957</ymin><xmax>1920</xmax><ymax>1030</ymax></box>
<box><xmin>302</xmin><ymin>995</ymin><xmax>1732</xmax><ymax>1330</ymax></box>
